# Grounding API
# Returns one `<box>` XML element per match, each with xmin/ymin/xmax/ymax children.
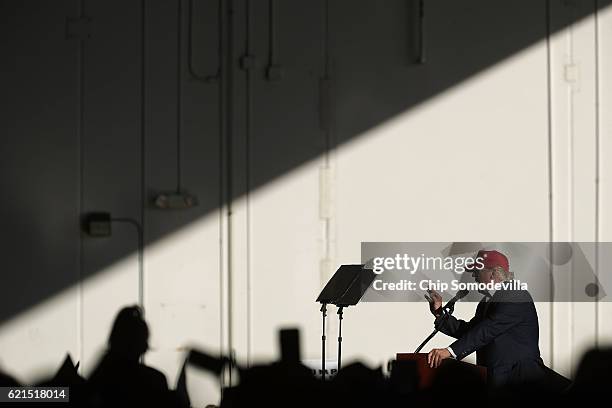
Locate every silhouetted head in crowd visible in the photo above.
<box><xmin>571</xmin><ymin>347</ymin><xmax>612</xmax><ymax>399</ymax></box>
<box><xmin>108</xmin><ymin>305</ymin><xmax>149</xmax><ymax>361</ymax></box>
<box><xmin>0</xmin><ymin>370</ymin><xmax>19</xmax><ymax>387</ymax></box>
<box><xmin>331</xmin><ymin>362</ymin><xmax>387</xmax><ymax>408</ymax></box>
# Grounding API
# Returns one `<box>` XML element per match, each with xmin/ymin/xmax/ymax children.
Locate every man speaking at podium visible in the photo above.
<box><xmin>424</xmin><ymin>250</ymin><xmax>561</xmax><ymax>388</ymax></box>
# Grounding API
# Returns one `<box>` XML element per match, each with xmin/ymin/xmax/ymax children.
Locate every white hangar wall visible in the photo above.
<box><xmin>1</xmin><ymin>1</ymin><xmax>611</xmax><ymax>406</ymax></box>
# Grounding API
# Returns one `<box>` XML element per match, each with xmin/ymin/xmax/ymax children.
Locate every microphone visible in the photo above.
<box><xmin>440</xmin><ymin>289</ymin><xmax>469</xmax><ymax>315</ymax></box>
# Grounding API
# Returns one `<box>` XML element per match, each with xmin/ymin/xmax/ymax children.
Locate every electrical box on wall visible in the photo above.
<box><xmin>154</xmin><ymin>192</ymin><xmax>198</xmax><ymax>210</ymax></box>
<box><xmin>83</xmin><ymin>212</ymin><xmax>112</xmax><ymax>237</ymax></box>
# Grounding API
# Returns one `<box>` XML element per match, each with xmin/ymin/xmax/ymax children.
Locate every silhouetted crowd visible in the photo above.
<box><xmin>0</xmin><ymin>305</ymin><xmax>609</xmax><ymax>407</ymax></box>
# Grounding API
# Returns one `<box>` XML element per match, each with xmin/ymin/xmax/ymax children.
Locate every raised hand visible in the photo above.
<box><xmin>424</xmin><ymin>289</ymin><xmax>443</xmax><ymax>317</ymax></box>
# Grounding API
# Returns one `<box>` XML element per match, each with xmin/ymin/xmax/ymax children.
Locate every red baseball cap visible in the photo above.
<box><xmin>466</xmin><ymin>250</ymin><xmax>509</xmax><ymax>272</ymax></box>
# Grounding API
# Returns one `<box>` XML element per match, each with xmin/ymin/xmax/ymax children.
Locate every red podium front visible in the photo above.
<box><xmin>396</xmin><ymin>353</ymin><xmax>487</xmax><ymax>388</ymax></box>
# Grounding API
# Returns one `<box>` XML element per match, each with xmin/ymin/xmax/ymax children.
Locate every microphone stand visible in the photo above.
<box><xmin>414</xmin><ymin>296</ymin><xmax>461</xmax><ymax>353</ymax></box>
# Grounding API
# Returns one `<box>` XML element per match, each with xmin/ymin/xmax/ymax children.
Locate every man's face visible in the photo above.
<box><xmin>472</xmin><ymin>268</ymin><xmax>494</xmax><ymax>284</ymax></box>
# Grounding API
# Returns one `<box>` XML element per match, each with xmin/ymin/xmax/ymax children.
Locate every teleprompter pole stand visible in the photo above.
<box><xmin>320</xmin><ymin>303</ymin><xmax>328</xmax><ymax>381</ymax></box>
<box><xmin>316</xmin><ymin>265</ymin><xmax>377</xmax><ymax>380</ymax></box>
<box><xmin>337</xmin><ymin>306</ymin><xmax>344</xmax><ymax>371</ymax></box>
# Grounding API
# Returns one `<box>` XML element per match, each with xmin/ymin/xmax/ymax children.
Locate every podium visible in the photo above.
<box><xmin>395</xmin><ymin>353</ymin><xmax>487</xmax><ymax>389</ymax></box>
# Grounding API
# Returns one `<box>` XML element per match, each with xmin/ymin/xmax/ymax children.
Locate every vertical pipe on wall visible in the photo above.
<box><xmin>77</xmin><ymin>0</ymin><xmax>86</xmax><ymax>374</ymax></box>
<box><xmin>319</xmin><ymin>0</ymin><xmax>336</xmax><ymax>360</ymax></box>
<box><xmin>267</xmin><ymin>0</ymin><xmax>276</xmax><ymax>66</ymax></box>
<box><xmin>222</xmin><ymin>0</ymin><xmax>235</xmax><ymax>387</ymax></box>
<box><xmin>219</xmin><ymin>0</ymin><xmax>233</xmax><ymax>391</ymax></box>
<box><xmin>320</xmin><ymin>0</ymin><xmax>335</xmax><ymax>292</ymax></box>
<box><xmin>244</xmin><ymin>0</ymin><xmax>253</xmax><ymax>367</ymax></box>
<box><xmin>265</xmin><ymin>0</ymin><xmax>281</xmax><ymax>80</ymax></box>
<box><xmin>416</xmin><ymin>0</ymin><xmax>426</xmax><ymax>64</ymax></box>
<box><xmin>177</xmin><ymin>0</ymin><xmax>184</xmax><ymax>192</ymax></box>
<box><xmin>564</xmin><ymin>1</ymin><xmax>577</xmax><ymax>376</ymax></box>
<box><xmin>188</xmin><ymin>0</ymin><xmax>221</xmax><ymax>82</ymax></box>
<box><xmin>140</xmin><ymin>0</ymin><xmax>147</xmax><ymax>317</ymax></box>
<box><xmin>593</xmin><ymin>0</ymin><xmax>600</xmax><ymax>347</ymax></box>
<box><xmin>545</xmin><ymin>0</ymin><xmax>555</xmax><ymax>368</ymax></box>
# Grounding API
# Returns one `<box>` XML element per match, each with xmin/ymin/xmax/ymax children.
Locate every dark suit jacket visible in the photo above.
<box><xmin>435</xmin><ymin>289</ymin><xmax>546</xmax><ymax>386</ymax></box>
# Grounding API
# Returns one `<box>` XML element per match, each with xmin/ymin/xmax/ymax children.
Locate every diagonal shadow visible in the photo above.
<box><xmin>0</xmin><ymin>0</ymin><xmax>609</xmax><ymax>326</ymax></box>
